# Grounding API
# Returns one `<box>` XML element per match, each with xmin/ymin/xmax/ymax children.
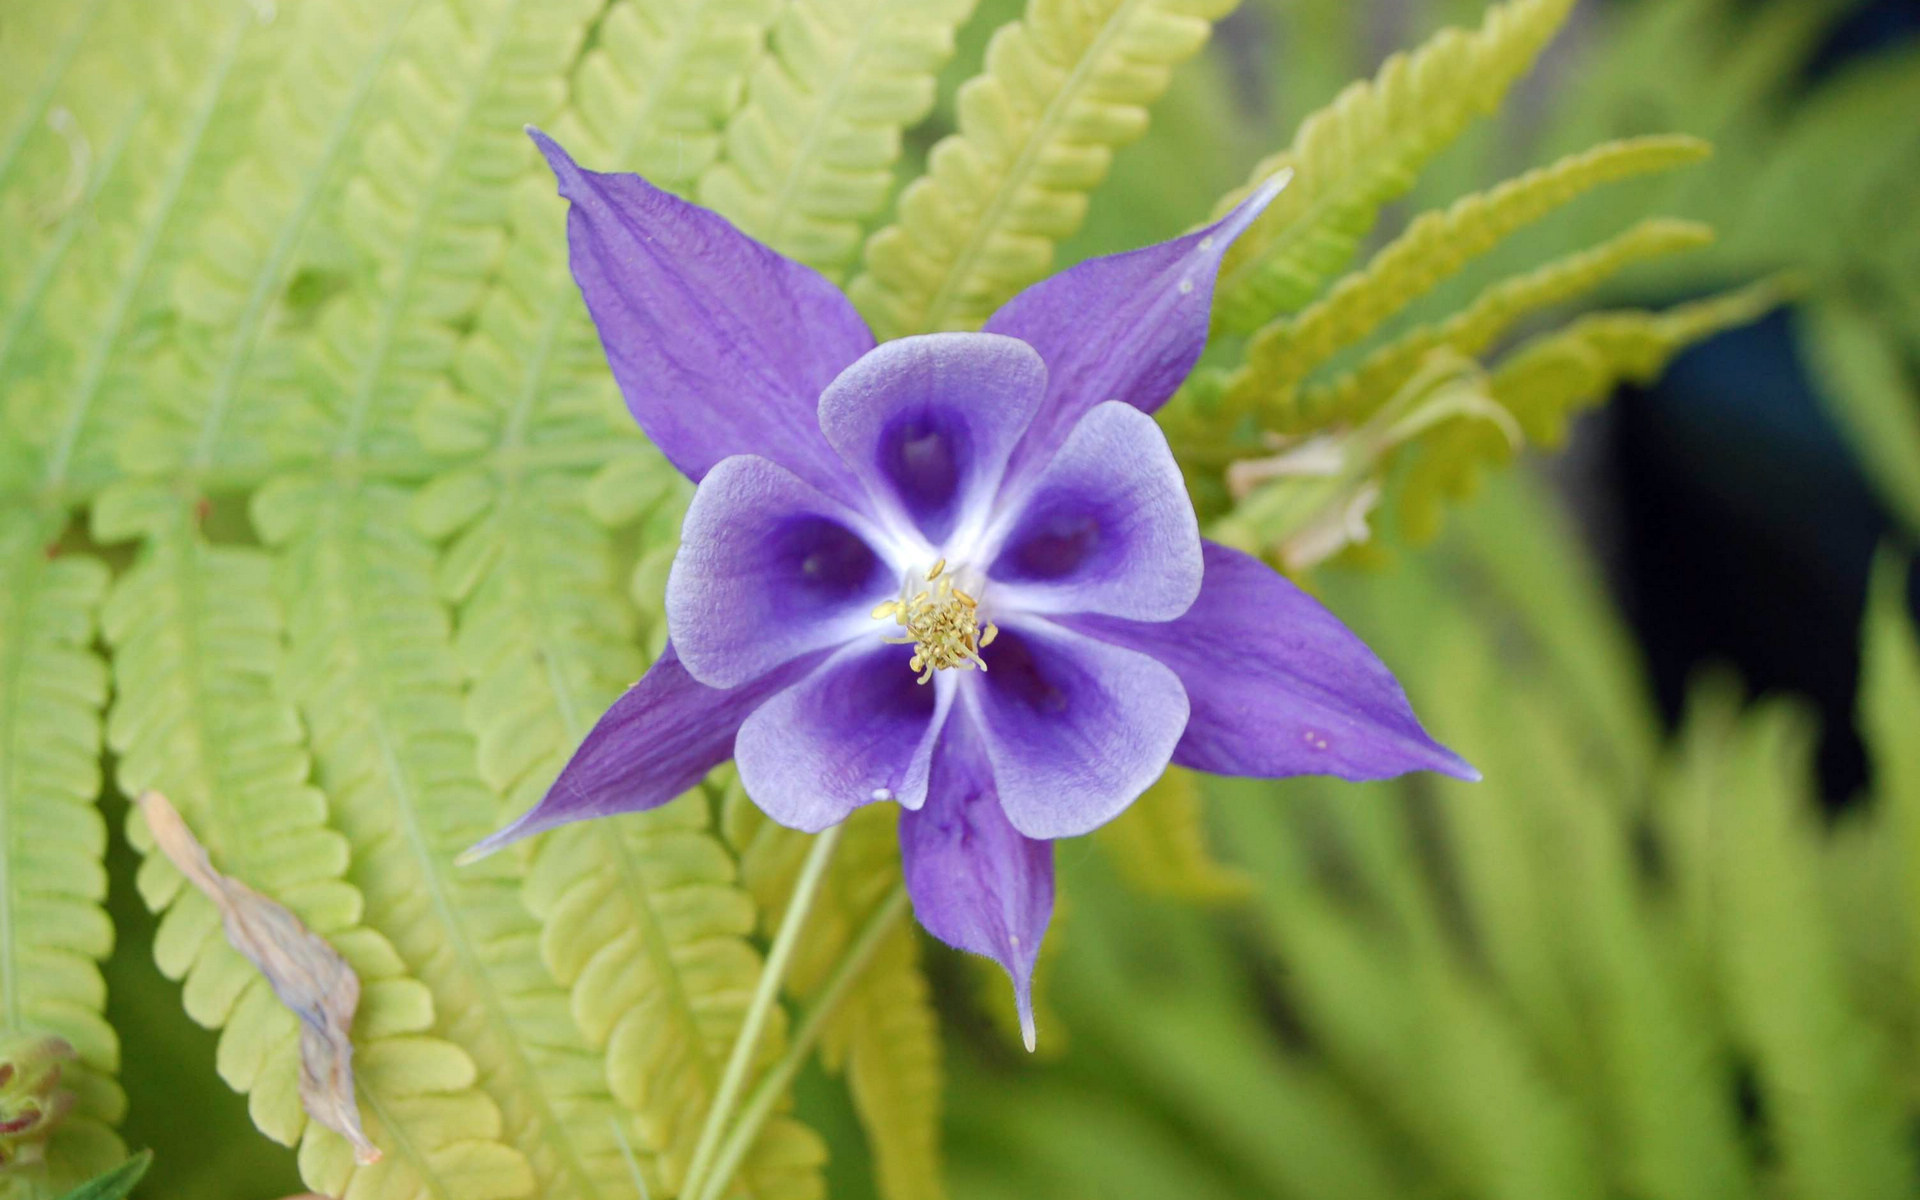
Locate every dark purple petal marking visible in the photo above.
<box><xmin>989</xmin><ymin>402</ymin><xmax>1202</xmax><ymax>621</ymax></box>
<box><xmin>1067</xmin><ymin>540</ymin><xmax>1478</xmax><ymax>782</ymax></box>
<box><xmin>735</xmin><ymin>642</ymin><xmax>950</xmax><ymax>833</ymax></box>
<box><xmin>968</xmin><ymin>619</ymin><xmax>1189</xmax><ymax>840</ymax></box>
<box><xmin>987</xmin><ymin>173</ymin><xmax>1289</xmax><ymax>488</ymax></box>
<box><xmin>532</xmin><ymin>129</ymin><xmax>874</xmax><ymax>504</ymax></box>
<box><xmin>668</xmin><ymin>453</ymin><xmax>892</xmax><ymax>689</ymax></box>
<box><xmin>900</xmin><ymin>713</ymin><xmax>1052</xmax><ymax>1051</ymax></box>
<box><xmin>464</xmin><ymin>643</ymin><xmax>816</xmax><ymax>859</ymax></box>
<box><xmin>817</xmin><ymin>333</ymin><xmax>1046</xmax><ymax>544</ymax></box>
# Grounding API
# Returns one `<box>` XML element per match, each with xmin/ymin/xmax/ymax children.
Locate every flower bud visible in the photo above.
<box><xmin>0</xmin><ymin>1032</ymin><xmax>76</xmax><ymax>1171</ymax></box>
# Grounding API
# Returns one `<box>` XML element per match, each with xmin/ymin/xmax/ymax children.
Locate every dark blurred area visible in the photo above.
<box><xmin>1589</xmin><ymin>0</ymin><xmax>1920</xmax><ymax>806</ymax></box>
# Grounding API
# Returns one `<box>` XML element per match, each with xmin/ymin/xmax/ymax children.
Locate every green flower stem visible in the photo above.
<box><xmin>694</xmin><ymin>883</ymin><xmax>912</xmax><ymax>1200</ymax></box>
<box><xmin>679</xmin><ymin>822</ymin><xmax>844</xmax><ymax>1199</ymax></box>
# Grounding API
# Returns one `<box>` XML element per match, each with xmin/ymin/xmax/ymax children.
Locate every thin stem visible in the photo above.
<box><xmin>679</xmin><ymin>823</ymin><xmax>844</xmax><ymax>1199</ymax></box>
<box><xmin>693</xmin><ymin>884</ymin><xmax>911</xmax><ymax>1200</ymax></box>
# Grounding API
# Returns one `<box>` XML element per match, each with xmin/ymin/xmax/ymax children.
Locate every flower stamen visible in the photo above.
<box><xmin>873</xmin><ymin>561</ymin><xmax>996</xmax><ymax>683</ymax></box>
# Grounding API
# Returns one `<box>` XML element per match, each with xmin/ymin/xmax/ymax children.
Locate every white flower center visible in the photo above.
<box><xmin>870</xmin><ymin>558</ymin><xmax>999</xmax><ymax>684</ymax></box>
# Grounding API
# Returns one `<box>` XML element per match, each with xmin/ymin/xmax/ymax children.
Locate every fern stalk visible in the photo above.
<box><xmin>695</xmin><ymin>886</ymin><xmax>912</xmax><ymax>1200</ymax></box>
<box><xmin>681</xmin><ymin>825</ymin><xmax>844</xmax><ymax>1200</ymax></box>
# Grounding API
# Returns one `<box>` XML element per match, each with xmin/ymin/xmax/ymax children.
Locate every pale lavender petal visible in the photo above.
<box><xmin>1067</xmin><ymin>541</ymin><xmax>1478</xmax><ymax>782</ymax></box>
<box><xmin>817</xmin><ymin>333</ymin><xmax>1046</xmax><ymax>544</ymax></box>
<box><xmin>533</xmin><ymin>129</ymin><xmax>874</xmax><ymax>503</ymax></box>
<box><xmin>988</xmin><ymin>174</ymin><xmax>1289</xmax><ymax>486</ymax></box>
<box><xmin>900</xmin><ymin>713</ymin><xmax>1052</xmax><ymax>1051</ymax></box>
<box><xmin>465</xmin><ymin>644</ymin><xmax>813</xmax><ymax>859</ymax></box>
<box><xmin>988</xmin><ymin>402</ymin><xmax>1201</xmax><ymax>621</ymax></box>
<box><xmin>668</xmin><ymin>454</ymin><xmax>893</xmax><ymax>689</ymax></box>
<box><xmin>968</xmin><ymin>619</ymin><xmax>1188</xmax><ymax>840</ymax></box>
<box><xmin>735</xmin><ymin>642</ymin><xmax>950</xmax><ymax>833</ymax></box>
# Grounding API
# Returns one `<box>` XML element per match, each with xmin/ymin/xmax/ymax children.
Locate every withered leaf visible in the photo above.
<box><xmin>135</xmin><ymin>791</ymin><xmax>381</xmax><ymax>1165</ymax></box>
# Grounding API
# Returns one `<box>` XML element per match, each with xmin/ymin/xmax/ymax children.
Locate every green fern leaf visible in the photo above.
<box><xmin>0</xmin><ymin>516</ymin><xmax>124</xmax><ymax>1197</ymax></box>
<box><xmin>1394</xmin><ymin>278</ymin><xmax>1790</xmax><ymax>543</ymax></box>
<box><xmin>1223</xmin><ymin>135</ymin><xmax>1711</xmax><ymax>418</ymax></box>
<box><xmin>420</xmin><ymin>0</ymin><xmax>784</xmax><ymax>482</ymax></box>
<box><xmin>521</xmin><ymin>795</ymin><xmax>827</xmax><ymax>1200</ymax></box>
<box><xmin>847</xmin><ymin>0</ymin><xmax>1238</xmax><ymax>337</ymax></box>
<box><xmin>1291</xmin><ymin>217</ymin><xmax>1715</xmax><ymax>434</ymax></box>
<box><xmin>1431</xmin><ymin>633</ymin><xmax>1753</xmax><ymax>1200</ymax></box>
<box><xmin>290</xmin><ymin>0</ymin><xmax>604</xmax><ymax>469</ymax></box>
<box><xmin>1094</xmin><ymin>766</ymin><xmax>1251</xmax><ymax>904</ymax></box>
<box><xmin>252</xmin><ymin>477</ymin><xmax>668</xmax><ymax>1200</ymax></box>
<box><xmin>1860</xmin><ymin>555</ymin><xmax>1920</xmax><ymax>992</ymax></box>
<box><xmin>0</xmin><ymin>0</ymin><xmax>289</xmax><ymax>503</ymax></box>
<box><xmin>731</xmin><ymin>801</ymin><xmax>944</xmax><ymax>1200</ymax></box>
<box><xmin>91</xmin><ymin>488</ymin><xmax>535</xmax><ymax>1200</ymax></box>
<box><xmin>1802</xmin><ymin>298</ymin><xmax>1920</xmax><ymax>536</ymax></box>
<box><xmin>697</xmin><ymin>0</ymin><xmax>976</xmax><ymax>277</ymax></box>
<box><xmin>133</xmin><ymin>0</ymin><xmax>424</xmax><ymax>483</ymax></box>
<box><xmin>1208</xmin><ymin>0</ymin><xmax>1575</xmax><ymax>334</ymax></box>
<box><xmin>1665</xmin><ymin>694</ymin><xmax>1920</xmax><ymax>1200</ymax></box>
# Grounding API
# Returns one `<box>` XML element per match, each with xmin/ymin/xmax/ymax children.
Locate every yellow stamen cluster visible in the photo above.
<box><xmin>871</xmin><ymin>559</ymin><xmax>999</xmax><ymax>684</ymax></box>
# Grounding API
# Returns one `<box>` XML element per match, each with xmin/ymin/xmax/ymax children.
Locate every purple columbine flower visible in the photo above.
<box><xmin>476</xmin><ymin>129</ymin><xmax>1476</xmax><ymax>1048</ymax></box>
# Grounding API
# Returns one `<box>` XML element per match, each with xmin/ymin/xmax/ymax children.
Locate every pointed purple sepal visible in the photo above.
<box><xmin>899</xmin><ymin>715</ymin><xmax>1053</xmax><ymax>1050</ymax></box>
<box><xmin>1067</xmin><ymin>540</ymin><xmax>1477</xmax><ymax>784</ymax></box>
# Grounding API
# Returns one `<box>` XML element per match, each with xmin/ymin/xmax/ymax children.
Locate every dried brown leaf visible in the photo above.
<box><xmin>134</xmin><ymin>791</ymin><xmax>381</xmax><ymax>1165</ymax></box>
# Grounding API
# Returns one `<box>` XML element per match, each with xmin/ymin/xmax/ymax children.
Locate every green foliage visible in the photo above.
<box><xmin>948</xmin><ymin>473</ymin><xmax>1920</xmax><ymax>1200</ymax></box>
<box><xmin>1207</xmin><ymin>0</ymin><xmax>1576</xmax><ymax>333</ymax></box>
<box><xmin>0</xmin><ymin>1</ymin><xmax>1907</xmax><ymax>1198</ymax></box>
<box><xmin>49</xmin><ymin>1150</ymin><xmax>148</xmax><ymax>1200</ymax></box>
<box><xmin>847</xmin><ymin>0</ymin><xmax>1240</xmax><ymax>336</ymax></box>
<box><xmin>698</xmin><ymin>0</ymin><xmax>977</xmax><ymax>276</ymax></box>
<box><xmin>1223</xmin><ymin>135</ymin><xmax>1711</xmax><ymax>422</ymax></box>
<box><xmin>1093</xmin><ymin>767</ymin><xmax>1251</xmax><ymax>904</ymax></box>
<box><xmin>729</xmin><ymin>802</ymin><xmax>943</xmax><ymax>1200</ymax></box>
<box><xmin>0</xmin><ymin>517</ymin><xmax>124</xmax><ymax>1198</ymax></box>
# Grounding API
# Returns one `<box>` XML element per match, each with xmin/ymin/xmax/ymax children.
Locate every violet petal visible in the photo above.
<box><xmin>533</xmin><ymin>129</ymin><xmax>874</xmax><ymax>503</ymax></box>
<box><xmin>668</xmin><ymin>453</ymin><xmax>892</xmax><ymax>689</ymax></box>
<box><xmin>969</xmin><ymin>618</ymin><xmax>1189</xmax><ymax>840</ymax></box>
<box><xmin>817</xmin><ymin>332</ymin><xmax>1046</xmax><ymax>545</ymax></box>
<box><xmin>1067</xmin><ymin>540</ymin><xmax>1478</xmax><ymax>782</ymax></box>
<box><xmin>735</xmin><ymin>642</ymin><xmax>951</xmax><ymax>832</ymax></box>
<box><xmin>987</xmin><ymin>174</ymin><xmax>1289</xmax><ymax>487</ymax></box>
<box><xmin>900</xmin><ymin>712</ymin><xmax>1053</xmax><ymax>1051</ymax></box>
<box><xmin>989</xmin><ymin>401</ymin><xmax>1202</xmax><ymax>622</ymax></box>
<box><xmin>465</xmin><ymin>643</ymin><xmax>815</xmax><ymax>858</ymax></box>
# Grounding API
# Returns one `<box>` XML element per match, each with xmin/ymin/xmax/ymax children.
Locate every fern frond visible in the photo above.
<box><xmin>253</xmin><ymin>478</ymin><xmax>649</xmax><ymax>1200</ymax></box>
<box><xmin>1489</xmin><ymin>277</ymin><xmax>1791</xmax><ymax>444</ymax></box>
<box><xmin>425</xmin><ymin>0</ymin><xmax>781</xmax><ymax>477</ymax></box>
<box><xmin>0</xmin><ymin>515</ymin><xmax>124</xmax><ymax>1195</ymax></box>
<box><xmin>1432</xmin><ymin>638</ymin><xmax>1753</xmax><ymax>1200</ymax></box>
<box><xmin>1224</xmin><ymin>135</ymin><xmax>1711</xmax><ymax>416</ymax></box>
<box><xmin>847</xmin><ymin>0</ymin><xmax>1238</xmax><ymax>336</ymax></box>
<box><xmin>0</xmin><ymin>0</ymin><xmax>113</xmax><ymax>197</ymax></box>
<box><xmin>1292</xmin><ymin>217</ymin><xmax>1715</xmax><ymax>434</ymax></box>
<box><xmin>1665</xmin><ymin>694</ymin><xmax>1920</xmax><ymax>1199</ymax></box>
<box><xmin>1208</xmin><ymin>0</ymin><xmax>1575</xmax><ymax>333</ymax></box>
<box><xmin>0</xmin><ymin>0</ymin><xmax>288</xmax><ymax>505</ymax></box>
<box><xmin>1394</xmin><ymin>279</ymin><xmax>1790</xmax><ymax>543</ymax></box>
<box><xmin>730</xmin><ymin>801</ymin><xmax>945</xmax><ymax>1200</ymax></box>
<box><xmin>290</xmin><ymin>0</ymin><xmax>604</xmax><ymax>468</ymax></box>
<box><xmin>92</xmin><ymin>488</ymin><xmax>534</xmax><ymax>1200</ymax></box>
<box><xmin>1859</xmin><ymin>556</ymin><xmax>1920</xmax><ymax>1027</ymax></box>
<box><xmin>132</xmin><ymin>0</ymin><xmax>423</xmax><ymax>481</ymax></box>
<box><xmin>1094</xmin><ymin>766</ymin><xmax>1251</xmax><ymax>904</ymax></box>
<box><xmin>521</xmin><ymin>795</ymin><xmax>826</xmax><ymax>1200</ymax></box>
<box><xmin>1803</xmin><ymin>298</ymin><xmax>1920</xmax><ymax>536</ymax></box>
<box><xmin>697</xmin><ymin>0</ymin><xmax>975</xmax><ymax>277</ymax></box>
